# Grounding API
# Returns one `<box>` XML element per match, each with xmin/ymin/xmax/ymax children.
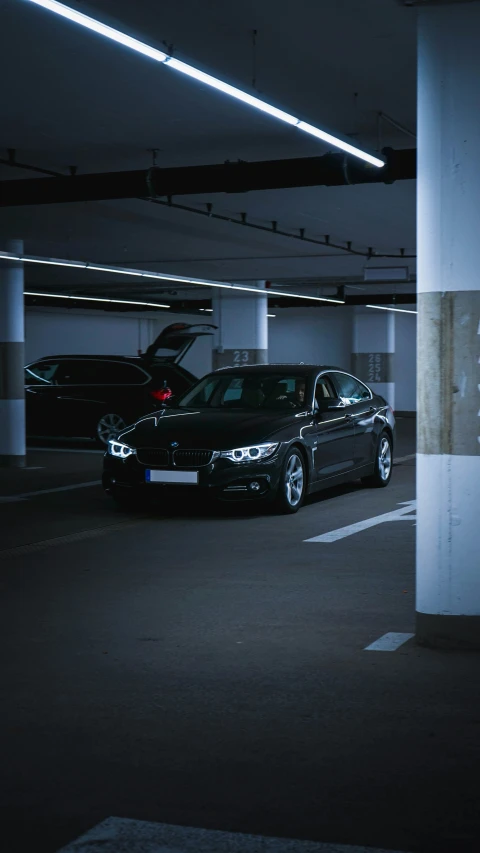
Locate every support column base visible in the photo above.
<box><xmin>416</xmin><ymin>612</ymin><xmax>480</xmax><ymax>650</ymax></box>
<box><xmin>212</xmin><ymin>349</ymin><xmax>268</xmax><ymax>370</ymax></box>
<box><xmin>0</xmin><ymin>454</ymin><xmax>26</xmax><ymax>468</ymax></box>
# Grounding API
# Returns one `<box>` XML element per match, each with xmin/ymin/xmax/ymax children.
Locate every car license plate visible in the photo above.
<box><xmin>145</xmin><ymin>469</ymin><xmax>198</xmax><ymax>485</ymax></box>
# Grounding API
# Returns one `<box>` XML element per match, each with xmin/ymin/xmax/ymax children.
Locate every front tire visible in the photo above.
<box><xmin>361</xmin><ymin>432</ymin><xmax>393</xmax><ymax>488</ymax></box>
<box><xmin>275</xmin><ymin>448</ymin><xmax>306</xmax><ymax>514</ymax></box>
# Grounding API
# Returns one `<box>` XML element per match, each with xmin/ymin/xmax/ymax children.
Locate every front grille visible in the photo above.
<box><xmin>173</xmin><ymin>449</ymin><xmax>213</xmax><ymax>468</ymax></box>
<box><xmin>137</xmin><ymin>448</ymin><xmax>168</xmax><ymax>467</ymax></box>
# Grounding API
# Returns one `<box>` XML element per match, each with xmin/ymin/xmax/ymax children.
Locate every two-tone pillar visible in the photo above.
<box><xmin>416</xmin><ymin>2</ymin><xmax>480</xmax><ymax>648</ymax></box>
<box><xmin>0</xmin><ymin>239</ymin><xmax>26</xmax><ymax>467</ymax></box>
<box><xmin>352</xmin><ymin>309</ymin><xmax>395</xmax><ymax>410</ymax></box>
<box><xmin>212</xmin><ymin>281</ymin><xmax>268</xmax><ymax>370</ymax></box>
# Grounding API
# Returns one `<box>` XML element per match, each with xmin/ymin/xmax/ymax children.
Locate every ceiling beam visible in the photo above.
<box><xmin>0</xmin><ymin>148</ymin><xmax>415</xmax><ymax>207</ymax></box>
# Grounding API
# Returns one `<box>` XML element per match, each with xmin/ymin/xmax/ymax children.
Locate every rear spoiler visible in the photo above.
<box><xmin>143</xmin><ymin>322</ymin><xmax>217</xmax><ymax>364</ymax></box>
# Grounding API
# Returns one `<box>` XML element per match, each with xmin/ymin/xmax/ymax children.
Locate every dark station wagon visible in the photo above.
<box><xmin>24</xmin><ymin>323</ymin><xmax>216</xmax><ymax>445</ymax></box>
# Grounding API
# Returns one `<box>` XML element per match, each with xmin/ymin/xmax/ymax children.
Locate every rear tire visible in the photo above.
<box><xmin>361</xmin><ymin>431</ymin><xmax>393</xmax><ymax>488</ymax></box>
<box><xmin>275</xmin><ymin>448</ymin><xmax>306</xmax><ymax>514</ymax></box>
<box><xmin>95</xmin><ymin>413</ymin><xmax>127</xmax><ymax>447</ymax></box>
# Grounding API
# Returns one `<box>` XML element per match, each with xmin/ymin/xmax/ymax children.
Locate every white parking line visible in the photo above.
<box><xmin>304</xmin><ymin>500</ymin><xmax>416</xmax><ymax>543</ymax></box>
<box><xmin>364</xmin><ymin>632</ymin><xmax>415</xmax><ymax>652</ymax></box>
<box><xmin>56</xmin><ymin>816</ymin><xmax>411</xmax><ymax>853</ymax></box>
<box><xmin>0</xmin><ymin>480</ymin><xmax>102</xmax><ymax>503</ymax></box>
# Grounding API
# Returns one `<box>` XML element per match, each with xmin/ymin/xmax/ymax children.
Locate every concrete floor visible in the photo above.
<box><xmin>1</xmin><ymin>420</ymin><xmax>479</xmax><ymax>853</ymax></box>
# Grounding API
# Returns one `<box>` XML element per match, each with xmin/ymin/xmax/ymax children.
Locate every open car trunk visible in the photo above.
<box><xmin>143</xmin><ymin>322</ymin><xmax>217</xmax><ymax>364</ymax></box>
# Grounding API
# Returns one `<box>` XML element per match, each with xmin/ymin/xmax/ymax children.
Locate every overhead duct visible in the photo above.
<box><xmin>0</xmin><ymin>148</ymin><xmax>415</xmax><ymax>207</ymax></box>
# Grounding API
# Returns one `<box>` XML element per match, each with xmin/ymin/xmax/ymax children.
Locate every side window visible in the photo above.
<box><xmin>149</xmin><ymin>365</ymin><xmax>183</xmax><ymax>392</ymax></box>
<box><xmin>55</xmin><ymin>360</ymin><xmax>146</xmax><ymax>385</ymax></box>
<box><xmin>223</xmin><ymin>378</ymin><xmax>243</xmax><ymax>403</ymax></box>
<box><xmin>89</xmin><ymin>361</ymin><xmax>147</xmax><ymax>385</ymax></box>
<box><xmin>314</xmin><ymin>375</ymin><xmax>337</xmax><ymax>406</ymax></box>
<box><xmin>56</xmin><ymin>360</ymin><xmax>98</xmax><ymax>385</ymax></box>
<box><xmin>25</xmin><ymin>361</ymin><xmax>60</xmax><ymax>385</ymax></box>
<box><xmin>331</xmin><ymin>372</ymin><xmax>370</xmax><ymax>405</ymax></box>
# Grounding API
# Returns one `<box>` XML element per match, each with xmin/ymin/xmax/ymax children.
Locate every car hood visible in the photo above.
<box><xmin>119</xmin><ymin>407</ymin><xmax>299</xmax><ymax>450</ymax></box>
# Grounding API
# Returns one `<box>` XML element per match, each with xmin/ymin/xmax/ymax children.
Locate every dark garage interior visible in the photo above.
<box><xmin>1</xmin><ymin>2</ymin><xmax>480</xmax><ymax>852</ymax></box>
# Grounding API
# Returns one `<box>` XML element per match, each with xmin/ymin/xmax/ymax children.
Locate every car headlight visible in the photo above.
<box><xmin>220</xmin><ymin>443</ymin><xmax>279</xmax><ymax>463</ymax></box>
<box><xmin>107</xmin><ymin>439</ymin><xmax>135</xmax><ymax>459</ymax></box>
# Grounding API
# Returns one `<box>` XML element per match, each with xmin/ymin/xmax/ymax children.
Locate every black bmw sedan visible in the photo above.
<box><xmin>103</xmin><ymin>364</ymin><xmax>395</xmax><ymax>514</ymax></box>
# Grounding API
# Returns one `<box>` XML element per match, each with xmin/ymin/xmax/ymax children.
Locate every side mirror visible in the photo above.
<box><xmin>315</xmin><ymin>398</ymin><xmax>344</xmax><ymax>413</ymax></box>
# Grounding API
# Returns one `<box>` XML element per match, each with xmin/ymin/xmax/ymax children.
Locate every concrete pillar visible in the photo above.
<box><xmin>352</xmin><ymin>309</ymin><xmax>395</xmax><ymax>410</ymax></box>
<box><xmin>0</xmin><ymin>239</ymin><xmax>26</xmax><ymax>468</ymax></box>
<box><xmin>416</xmin><ymin>3</ymin><xmax>480</xmax><ymax>649</ymax></box>
<box><xmin>212</xmin><ymin>281</ymin><xmax>268</xmax><ymax>370</ymax></box>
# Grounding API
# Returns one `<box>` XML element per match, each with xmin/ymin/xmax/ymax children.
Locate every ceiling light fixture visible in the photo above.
<box><xmin>24</xmin><ymin>291</ymin><xmax>171</xmax><ymax>309</ymax></box>
<box><xmin>22</xmin><ymin>258</ymin><xmax>87</xmax><ymax>269</ymax></box>
<box><xmin>366</xmin><ymin>304</ymin><xmax>417</xmax><ymax>315</ymax></box>
<box><xmin>24</xmin><ymin>0</ymin><xmax>385</xmax><ymax>168</ymax></box>
<box><xmin>0</xmin><ymin>250</ymin><xmax>345</xmax><ymax>305</ymax></box>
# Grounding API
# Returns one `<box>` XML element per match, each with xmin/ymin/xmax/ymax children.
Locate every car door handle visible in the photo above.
<box><xmin>344</xmin><ymin>413</ymin><xmax>353</xmax><ymax>420</ymax></box>
<box><xmin>369</xmin><ymin>406</ymin><xmax>375</xmax><ymax>413</ymax></box>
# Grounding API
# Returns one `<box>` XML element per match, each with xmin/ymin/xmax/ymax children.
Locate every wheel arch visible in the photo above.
<box><xmin>380</xmin><ymin>422</ymin><xmax>394</xmax><ymax>452</ymax></box>
<box><xmin>288</xmin><ymin>441</ymin><xmax>311</xmax><ymax>490</ymax></box>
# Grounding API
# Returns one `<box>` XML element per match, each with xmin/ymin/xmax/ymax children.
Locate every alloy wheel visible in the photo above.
<box><xmin>378</xmin><ymin>436</ymin><xmax>392</xmax><ymax>481</ymax></box>
<box><xmin>96</xmin><ymin>413</ymin><xmax>127</xmax><ymax>445</ymax></box>
<box><xmin>285</xmin><ymin>452</ymin><xmax>304</xmax><ymax>507</ymax></box>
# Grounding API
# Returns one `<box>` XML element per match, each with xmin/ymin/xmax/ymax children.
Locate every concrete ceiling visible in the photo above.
<box><xmin>0</xmin><ymin>0</ymin><xmax>418</xmax><ymax>300</ymax></box>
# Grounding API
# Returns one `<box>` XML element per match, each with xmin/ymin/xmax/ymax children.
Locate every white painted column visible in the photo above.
<box><xmin>0</xmin><ymin>239</ymin><xmax>26</xmax><ymax>467</ymax></box>
<box><xmin>352</xmin><ymin>309</ymin><xmax>395</xmax><ymax>410</ymax></box>
<box><xmin>416</xmin><ymin>2</ymin><xmax>480</xmax><ymax>648</ymax></box>
<box><xmin>212</xmin><ymin>281</ymin><xmax>268</xmax><ymax>370</ymax></box>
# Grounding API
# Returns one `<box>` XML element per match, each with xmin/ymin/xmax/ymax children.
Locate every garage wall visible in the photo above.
<box><xmin>26</xmin><ymin>306</ymin><xmax>356</xmax><ymax>378</ymax></box>
<box><xmin>268</xmin><ymin>307</ymin><xmax>354</xmax><ymax>370</ymax></box>
<box><xmin>25</xmin><ymin>308</ymin><xmax>214</xmax><ymax>378</ymax></box>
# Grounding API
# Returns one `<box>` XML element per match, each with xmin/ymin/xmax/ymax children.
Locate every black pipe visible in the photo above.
<box><xmin>0</xmin><ymin>148</ymin><xmax>416</xmax><ymax>207</ymax></box>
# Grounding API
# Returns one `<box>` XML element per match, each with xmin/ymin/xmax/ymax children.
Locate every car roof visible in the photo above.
<box><xmin>214</xmin><ymin>364</ymin><xmax>343</xmax><ymax>376</ymax></box>
<box><xmin>33</xmin><ymin>354</ymin><xmax>165</xmax><ymax>364</ymax></box>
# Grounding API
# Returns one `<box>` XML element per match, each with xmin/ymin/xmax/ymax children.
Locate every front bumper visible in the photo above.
<box><xmin>103</xmin><ymin>450</ymin><xmax>283</xmax><ymax>502</ymax></box>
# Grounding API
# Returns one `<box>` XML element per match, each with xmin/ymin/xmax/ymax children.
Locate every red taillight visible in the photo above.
<box><xmin>150</xmin><ymin>387</ymin><xmax>173</xmax><ymax>402</ymax></box>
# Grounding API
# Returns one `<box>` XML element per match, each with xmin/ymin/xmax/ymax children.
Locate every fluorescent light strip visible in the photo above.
<box><xmin>201</xmin><ymin>308</ymin><xmax>276</xmax><ymax>316</ymax></box>
<box><xmin>1</xmin><ymin>250</ymin><xmax>345</xmax><ymax>305</ymax></box>
<box><xmin>88</xmin><ymin>265</ymin><xmax>144</xmax><ymax>276</ymax></box>
<box><xmin>25</xmin><ymin>0</ymin><xmax>384</xmax><ymax>169</ymax></box>
<box><xmin>22</xmin><ymin>257</ymin><xmax>87</xmax><ymax>268</ymax></box>
<box><xmin>24</xmin><ymin>291</ymin><xmax>171</xmax><ymax>309</ymax></box>
<box><xmin>366</xmin><ymin>304</ymin><xmax>417</xmax><ymax>315</ymax></box>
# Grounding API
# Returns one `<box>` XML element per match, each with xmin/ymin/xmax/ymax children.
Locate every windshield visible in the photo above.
<box><xmin>177</xmin><ymin>373</ymin><xmax>309</xmax><ymax>410</ymax></box>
